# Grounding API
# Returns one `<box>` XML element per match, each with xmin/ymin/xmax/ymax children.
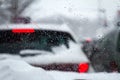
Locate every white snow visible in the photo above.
<box><xmin>48</xmin><ymin>71</ymin><xmax>120</xmax><ymax>80</ymax></box>
<box><xmin>0</xmin><ymin>59</ymin><xmax>54</xmax><ymax>80</ymax></box>
<box><xmin>0</xmin><ymin>59</ymin><xmax>119</xmax><ymax>80</ymax></box>
<box><xmin>20</xmin><ymin>49</ymin><xmax>52</xmax><ymax>55</ymax></box>
<box><xmin>0</xmin><ymin>24</ymin><xmax>71</xmax><ymax>32</ymax></box>
<box><xmin>22</xmin><ymin>41</ymin><xmax>89</xmax><ymax>65</ymax></box>
<box><xmin>0</xmin><ymin>54</ymin><xmax>21</xmax><ymax>60</ymax></box>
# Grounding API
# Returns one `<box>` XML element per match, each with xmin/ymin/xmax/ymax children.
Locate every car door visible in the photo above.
<box><xmin>96</xmin><ymin>30</ymin><xmax>117</xmax><ymax>72</ymax></box>
<box><xmin>91</xmin><ymin>29</ymin><xmax>119</xmax><ymax>72</ymax></box>
<box><xmin>114</xmin><ymin>30</ymin><xmax>120</xmax><ymax>71</ymax></box>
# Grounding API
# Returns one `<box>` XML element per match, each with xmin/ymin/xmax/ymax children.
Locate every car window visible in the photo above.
<box><xmin>0</xmin><ymin>30</ymin><xmax>75</xmax><ymax>54</ymax></box>
<box><xmin>100</xmin><ymin>31</ymin><xmax>115</xmax><ymax>50</ymax></box>
<box><xmin>117</xmin><ymin>32</ymin><xmax>120</xmax><ymax>52</ymax></box>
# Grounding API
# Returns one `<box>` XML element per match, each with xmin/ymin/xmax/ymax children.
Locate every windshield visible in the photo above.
<box><xmin>0</xmin><ymin>0</ymin><xmax>120</xmax><ymax>79</ymax></box>
<box><xmin>0</xmin><ymin>30</ymin><xmax>74</xmax><ymax>54</ymax></box>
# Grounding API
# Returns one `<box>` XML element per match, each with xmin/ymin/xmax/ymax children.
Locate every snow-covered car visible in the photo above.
<box><xmin>0</xmin><ymin>23</ymin><xmax>94</xmax><ymax>73</ymax></box>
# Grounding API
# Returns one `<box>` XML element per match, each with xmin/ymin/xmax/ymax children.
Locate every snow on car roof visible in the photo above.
<box><xmin>0</xmin><ymin>23</ymin><xmax>79</xmax><ymax>42</ymax></box>
<box><xmin>0</xmin><ymin>23</ymin><xmax>71</xmax><ymax>32</ymax></box>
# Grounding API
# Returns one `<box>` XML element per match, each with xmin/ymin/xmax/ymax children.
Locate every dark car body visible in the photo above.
<box><xmin>91</xmin><ymin>27</ymin><xmax>120</xmax><ymax>72</ymax></box>
<box><xmin>81</xmin><ymin>38</ymin><xmax>99</xmax><ymax>60</ymax></box>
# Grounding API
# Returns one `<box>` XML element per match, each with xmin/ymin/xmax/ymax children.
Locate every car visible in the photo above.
<box><xmin>81</xmin><ymin>37</ymin><xmax>99</xmax><ymax>60</ymax></box>
<box><xmin>81</xmin><ymin>38</ymin><xmax>93</xmax><ymax>58</ymax></box>
<box><xmin>0</xmin><ymin>23</ymin><xmax>94</xmax><ymax>73</ymax></box>
<box><xmin>90</xmin><ymin>26</ymin><xmax>120</xmax><ymax>72</ymax></box>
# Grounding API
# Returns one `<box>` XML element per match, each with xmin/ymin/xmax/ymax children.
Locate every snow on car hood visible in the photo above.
<box><xmin>22</xmin><ymin>41</ymin><xmax>89</xmax><ymax>65</ymax></box>
<box><xmin>0</xmin><ymin>59</ymin><xmax>54</xmax><ymax>80</ymax></box>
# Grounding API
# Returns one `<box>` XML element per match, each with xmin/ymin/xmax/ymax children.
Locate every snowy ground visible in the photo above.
<box><xmin>48</xmin><ymin>71</ymin><xmax>120</xmax><ymax>80</ymax></box>
<box><xmin>0</xmin><ymin>59</ymin><xmax>120</xmax><ymax>80</ymax></box>
<box><xmin>0</xmin><ymin>59</ymin><xmax>54</xmax><ymax>80</ymax></box>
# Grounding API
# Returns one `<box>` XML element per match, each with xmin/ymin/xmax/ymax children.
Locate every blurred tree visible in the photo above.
<box><xmin>8</xmin><ymin>0</ymin><xmax>33</xmax><ymax>23</ymax></box>
<box><xmin>0</xmin><ymin>0</ymin><xmax>33</xmax><ymax>24</ymax></box>
<box><xmin>0</xmin><ymin>0</ymin><xmax>11</xmax><ymax>24</ymax></box>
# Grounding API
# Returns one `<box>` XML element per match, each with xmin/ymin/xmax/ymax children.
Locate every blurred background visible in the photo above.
<box><xmin>0</xmin><ymin>0</ymin><xmax>120</xmax><ymax>39</ymax></box>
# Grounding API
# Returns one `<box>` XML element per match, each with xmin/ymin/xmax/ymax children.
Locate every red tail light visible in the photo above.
<box><xmin>85</xmin><ymin>38</ymin><xmax>92</xmax><ymax>43</ymax></box>
<box><xmin>12</xmin><ymin>29</ymin><xmax>35</xmax><ymax>33</ymax></box>
<box><xmin>78</xmin><ymin>63</ymin><xmax>89</xmax><ymax>73</ymax></box>
<box><xmin>110</xmin><ymin>61</ymin><xmax>118</xmax><ymax>72</ymax></box>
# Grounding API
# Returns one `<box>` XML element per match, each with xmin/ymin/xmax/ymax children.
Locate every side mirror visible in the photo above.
<box><xmin>117</xmin><ymin>22</ymin><xmax>120</xmax><ymax>27</ymax></box>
